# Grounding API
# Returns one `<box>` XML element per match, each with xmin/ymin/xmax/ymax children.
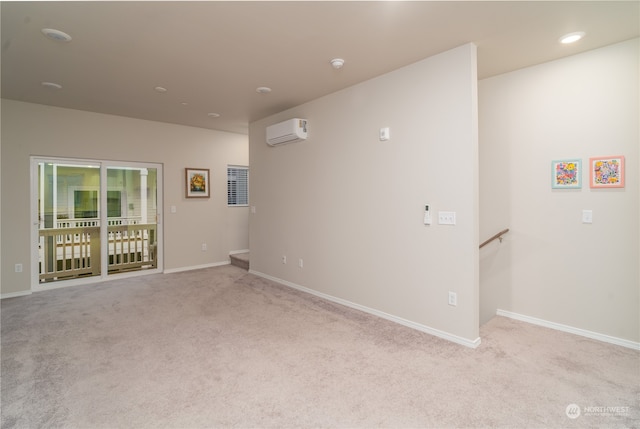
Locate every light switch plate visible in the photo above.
<box><xmin>438</xmin><ymin>211</ymin><xmax>456</xmax><ymax>225</ymax></box>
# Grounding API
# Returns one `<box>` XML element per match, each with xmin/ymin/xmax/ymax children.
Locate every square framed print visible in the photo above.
<box><xmin>552</xmin><ymin>159</ymin><xmax>582</xmax><ymax>189</ymax></box>
<box><xmin>589</xmin><ymin>156</ymin><xmax>625</xmax><ymax>188</ymax></box>
<box><xmin>185</xmin><ymin>168</ymin><xmax>210</xmax><ymax>198</ymax></box>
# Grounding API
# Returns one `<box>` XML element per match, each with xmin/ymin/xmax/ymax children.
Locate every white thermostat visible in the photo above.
<box><xmin>424</xmin><ymin>205</ymin><xmax>432</xmax><ymax>225</ymax></box>
<box><xmin>379</xmin><ymin>127</ymin><xmax>390</xmax><ymax>141</ymax></box>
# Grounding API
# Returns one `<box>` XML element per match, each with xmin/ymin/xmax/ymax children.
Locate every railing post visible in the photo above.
<box><xmin>90</xmin><ymin>229</ymin><xmax>101</xmax><ymax>276</ymax></box>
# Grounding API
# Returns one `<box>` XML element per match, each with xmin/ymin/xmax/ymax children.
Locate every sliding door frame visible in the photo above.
<box><xmin>30</xmin><ymin>156</ymin><xmax>164</xmax><ymax>291</ymax></box>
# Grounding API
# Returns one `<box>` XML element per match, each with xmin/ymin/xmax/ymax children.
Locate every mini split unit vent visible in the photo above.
<box><xmin>266</xmin><ymin>118</ymin><xmax>308</xmax><ymax>146</ymax></box>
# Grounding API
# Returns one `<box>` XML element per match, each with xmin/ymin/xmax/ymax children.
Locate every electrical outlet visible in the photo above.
<box><xmin>448</xmin><ymin>291</ymin><xmax>457</xmax><ymax>306</ymax></box>
<box><xmin>282</xmin><ymin>255</ymin><xmax>287</xmax><ymax>264</ymax></box>
<box><xmin>201</xmin><ymin>243</ymin><xmax>207</xmax><ymax>251</ymax></box>
<box><xmin>15</xmin><ymin>264</ymin><xmax>23</xmax><ymax>273</ymax></box>
<box><xmin>298</xmin><ymin>258</ymin><xmax>304</xmax><ymax>268</ymax></box>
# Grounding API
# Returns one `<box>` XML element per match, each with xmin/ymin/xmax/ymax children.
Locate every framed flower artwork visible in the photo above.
<box><xmin>551</xmin><ymin>159</ymin><xmax>582</xmax><ymax>189</ymax></box>
<box><xmin>185</xmin><ymin>168</ymin><xmax>210</xmax><ymax>198</ymax></box>
<box><xmin>589</xmin><ymin>156</ymin><xmax>624</xmax><ymax>188</ymax></box>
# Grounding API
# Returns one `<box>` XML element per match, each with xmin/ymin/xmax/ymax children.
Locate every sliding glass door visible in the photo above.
<box><xmin>37</xmin><ymin>162</ymin><xmax>102</xmax><ymax>282</ymax></box>
<box><xmin>105</xmin><ymin>166</ymin><xmax>159</xmax><ymax>274</ymax></box>
<box><xmin>33</xmin><ymin>158</ymin><xmax>162</xmax><ymax>288</ymax></box>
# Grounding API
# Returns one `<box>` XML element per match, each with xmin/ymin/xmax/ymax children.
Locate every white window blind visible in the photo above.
<box><xmin>227</xmin><ymin>166</ymin><xmax>248</xmax><ymax>206</ymax></box>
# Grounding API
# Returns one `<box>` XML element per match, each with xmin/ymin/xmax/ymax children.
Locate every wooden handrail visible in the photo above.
<box><xmin>480</xmin><ymin>228</ymin><xmax>509</xmax><ymax>249</ymax></box>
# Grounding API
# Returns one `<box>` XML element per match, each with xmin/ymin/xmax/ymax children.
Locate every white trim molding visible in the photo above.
<box><xmin>163</xmin><ymin>261</ymin><xmax>229</xmax><ymax>274</ymax></box>
<box><xmin>1</xmin><ymin>290</ymin><xmax>32</xmax><ymax>300</ymax></box>
<box><xmin>250</xmin><ymin>270</ymin><xmax>481</xmax><ymax>349</ymax></box>
<box><xmin>497</xmin><ymin>309</ymin><xmax>640</xmax><ymax>351</ymax></box>
<box><xmin>228</xmin><ymin>249</ymin><xmax>250</xmax><ymax>255</ymax></box>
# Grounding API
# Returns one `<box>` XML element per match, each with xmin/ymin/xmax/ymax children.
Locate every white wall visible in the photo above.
<box><xmin>479</xmin><ymin>39</ymin><xmax>639</xmax><ymax>342</ymax></box>
<box><xmin>249</xmin><ymin>44</ymin><xmax>480</xmax><ymax>344</ymax></box>
<box><xmin>1</xmin><ymin>100</ymin><xmax>249</xmax><ymax>296</ymax></box>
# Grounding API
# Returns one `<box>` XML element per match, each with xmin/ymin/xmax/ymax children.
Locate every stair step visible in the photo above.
<box><xmin>230</xmin><ymin>252</ymin><xmax>249</xmax><ymax>270</ymax></box>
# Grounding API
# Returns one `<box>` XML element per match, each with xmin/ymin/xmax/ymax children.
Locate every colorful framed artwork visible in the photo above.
<box><xmin>589</xmin><ymin>156</ymin><xmax>625</xmax><ymax>188</ymax></box>
<box><xmin>185</xmin><ymin>168</ymin><xmax>210</xmax><ymax>198</ymax></box>
<box><xmin>552</xmin><ymin>159</ymin><xmax>582</xmax><ymax>189</ymax></box>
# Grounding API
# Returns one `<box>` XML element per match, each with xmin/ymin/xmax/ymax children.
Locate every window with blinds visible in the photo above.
<box><xmin>227</xmin><ymin>166</ymin><xmax>248</xmax><ymax>206</ymax></box>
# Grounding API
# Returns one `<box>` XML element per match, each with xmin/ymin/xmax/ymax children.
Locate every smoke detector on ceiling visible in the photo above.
<box><xmin>330</xmin><ymin>58</ymin><xmax>345</xmax><ymax>69</ymax></box>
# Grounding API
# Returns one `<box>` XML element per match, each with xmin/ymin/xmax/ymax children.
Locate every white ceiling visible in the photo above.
<box><xmin>2</xmin><ymin>1</ymin><xmax>638</xmax><ymax>135</ymax></box>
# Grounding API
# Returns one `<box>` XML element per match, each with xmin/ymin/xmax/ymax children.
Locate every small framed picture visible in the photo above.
<box><xmin>589</xmin><ymin>156</ymin><xmax>625</xmax><ymax>188</ymax></box>
<box><xmin>185</xmin><ymin>168</ymin><xmax>210</xmax><ymax>198</ymax></box>
<box><xmin>552</xmin><ymin>159</ymin><xmax>582</xmax><ymax>189</ymax></box>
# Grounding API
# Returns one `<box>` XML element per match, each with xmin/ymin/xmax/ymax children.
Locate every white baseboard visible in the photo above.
<box><xmin>496</xmin><ymin>309</ymin><xmax>640</xmax><ymax>351</ymax></box>
<box><xmin>1</xmin><ymin>290</ymin><xmax>32</xmax><ymax>299</ymax></box>
<box><xmin>229</xmin><ymin>249</ymin><xmax>250</xmax><ymax>255</ymax></box>
<box><xmin>250</xmin><ymin>269</ymin><xmax>481</xmax><ymax>349</ymax></box>
<box><xmin>164</xmin><ymin>261</ymin><xmax>229</xmax><ymax>274</ymax></box>
<box><xmin>2</xmin><ymin>261</ymin><xmax>233</xmax><ymax>298</ymax></box>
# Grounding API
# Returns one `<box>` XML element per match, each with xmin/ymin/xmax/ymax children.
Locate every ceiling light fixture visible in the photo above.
<box><xmin>154</xmin><ymin>86</ymin><xmax>168</xmax><ymax>93</ymax></box>
<box><xmin>330</xmin><ymin>58</ymin><xmax>345</xmax><ymax>69</ymax></box>
<box><xmin>41</xmin><ymin>28</ymin><xmax>72</xmax><ymax>42</ymax></box>
<box><xmin>207</xmin><ymin>112</ymin><xmax>221</xmax><ymax>118</ymax></box>
<box><xmin>256</xmin><ymin>86</ymin><xmax>272</xmax><ymax>94</ymax></box>
<box><xmin>559</xmin><ymin>32</ymin><xmax>585</xmax><ymax>44</ymax></box>
<box><xmin>41</xmin><ymin>81</ymin><xmax>62</xmax><ymax>90</ymax></box>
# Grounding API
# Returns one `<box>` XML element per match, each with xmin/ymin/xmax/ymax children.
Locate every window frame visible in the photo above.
<box><xmin>227</xmin><ymin>165</ymin><xmax>249</xmax><ymax>207</ymax></box>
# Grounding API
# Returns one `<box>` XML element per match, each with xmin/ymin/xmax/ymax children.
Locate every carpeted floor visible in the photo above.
<box><xmin>1</xmin><ymin>265</ymin><xmax>638</xmax><ymax>428</ymax></box>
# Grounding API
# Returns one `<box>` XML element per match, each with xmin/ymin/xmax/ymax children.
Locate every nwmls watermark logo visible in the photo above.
<box><xmin>566</xmin><ymin>404</ymin><xmax>581</xmax><ymax>419</ymax></box>
<box><xmin>583</xmin><ymin>406</ymin><xmax>631</xmax><ymax>417</ymax></box>
<box><xmin>566</xmin><ymin>404</ymin><xmax>631</xmax><ymax>419</ymax></box>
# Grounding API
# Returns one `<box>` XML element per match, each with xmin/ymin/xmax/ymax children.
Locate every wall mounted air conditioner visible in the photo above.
<box><xmin>266</xmin><ymin>118</ymin><xmax>308</xmax><ymax>146</ymax></box>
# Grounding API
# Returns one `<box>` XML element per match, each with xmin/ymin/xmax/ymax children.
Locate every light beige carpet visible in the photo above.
<box><xmin>1</xmin><ymin>265</ymin><xmax>638</xmax><ymax>428</ymax></box>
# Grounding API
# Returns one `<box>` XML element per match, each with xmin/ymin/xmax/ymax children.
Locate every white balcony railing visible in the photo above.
<box><xmin>55</xmin><ymin>217</ymin><xmax>142</xmax><ymax>228</ymax></box>
<box><xmin>39</xmin><ymin>218</ymin><xmax>156</xmax><ymax>283</ymax></box>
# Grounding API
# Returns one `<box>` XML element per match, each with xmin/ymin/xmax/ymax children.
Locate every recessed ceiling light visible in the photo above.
<box><xmin>330</xmin><ymin>58</ymin><xmax>345</xmax><ymax>69</ymax></box>
<box><xmin>41</xmin><ymin>81</ymin><xmax>62</xmax><ymax>90</ymax></box>
<box><xmin>41</xmin><ymin>28</ymin><xmax>72</xmax><ymax>42</ymax></box>
<box><xmin>560</xmin><ymin>32</ymin><xmax>585</xmax><ymax>44</ymax></box>
<box><xmin>208</xmin><ymin>113</ymin><xmax>221</xmax><ymax>118</ymax></box>
<box><xmin>154</xmin><ymin>86</ymin><xmax>168</xmax><ymax>93</ymax></box>
<box><xmin>256</xmin><ymin>87</ymin><xmax>272</xmax><ymax>94</ymax></box>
